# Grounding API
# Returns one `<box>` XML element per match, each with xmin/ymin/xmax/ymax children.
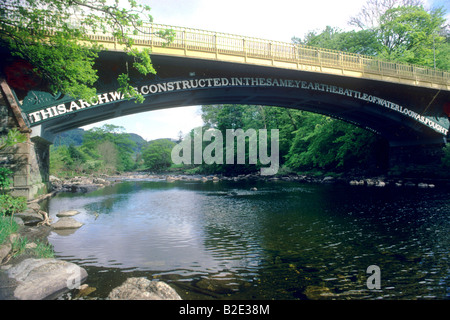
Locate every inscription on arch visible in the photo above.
<box><xmin>21</xmin><ymin>77</ymin><xmax>448</xmax><ymax>136</ymax></box>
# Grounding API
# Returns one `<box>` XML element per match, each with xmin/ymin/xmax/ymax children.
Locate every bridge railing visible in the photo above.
<box><xmin>130</xmin><ymin>23</ymin><xmax>448</xmax><ymax>86</ymax></box>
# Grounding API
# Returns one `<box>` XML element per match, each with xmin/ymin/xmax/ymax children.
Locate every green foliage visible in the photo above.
<box><xmin>83</xmin><ymin>124</ymin><xmax>137</xmax><ymax>172</ymax></box>
<box><xmin>0</xmin><ymin>194</ymin><xmax>27</xmax><ymax>215</ymax></box>
<box><xmin>0</xmin><ymin>0</ymin><xmax>174</xmax><ymax>101</ymax></box>
<box><xmin>0</xmin><ymin>167</ymin><xmax>13</xmax><ymax>192</ymax></box>
<box><xmin>293</xmin><ymin>26</ymin><xmax>382</xmax><ymax>56</ymax></box>
<box><xmin>285</xmin><ymin>115</ymin><xmax>379</xmax><ymax>171</ymax></box>
<box><xmin>0</xmin><ymin>216</ymin><xmax>53</xmax><ymax>257</ymax></box>
<box><xmin>198</xmin><ymin>105</ymin><xmax>383</xmax><ymax>175</ymax></box>
<box><xmin>0</xmin><ymin>213</ymin><xmax>18</xmax><ymax>245</ymax></box>
<box><xmin>50</xmin><ymin>124</ymin><xmax>139</xmax><ymax>176</ymax></box>
<box><xmin>142</xmin><ymin>139</ymin><xmax>176</xmax><ymax>171</ymax></box>
<box><xmin>33</xmin><ymin>240</ymin><xmax>55</xmax><ymax>258</ymax></box>
<box><xmin>377</xmin><ymin>6</ymin><xmax>447</xmax><ymax>67</ymax></box>
<box><xmin>0</xmin><ymin>128</ymin><xmax>27</xmax><ymax>151</ymax></box>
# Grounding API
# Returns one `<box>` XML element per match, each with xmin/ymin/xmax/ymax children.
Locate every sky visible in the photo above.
<box><xmin>82</xmin><ymin>0</ymin><xmax>448</xmax><ymax>141</ymax></box>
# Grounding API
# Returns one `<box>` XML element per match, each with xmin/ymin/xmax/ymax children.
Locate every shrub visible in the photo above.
<box><xmin>0</xmin><ymin>167</ymin><xmax>13</xmax><ymax>192</ymax></box>
<box><xmin>0</xmin><ymin>194</ymin><xmax>27</xmax><ymax>215</ymax></box>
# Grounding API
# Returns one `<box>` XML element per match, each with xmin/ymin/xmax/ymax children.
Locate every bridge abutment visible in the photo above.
<box><xmin>1</xmin><ymin>79</ymin><xmax>50</xmax><ymax>200</ymax></box>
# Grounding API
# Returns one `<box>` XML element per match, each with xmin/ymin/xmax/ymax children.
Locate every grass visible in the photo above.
<box><xmin>0</xmin><ymin>214</ymin><xmax>18</xmax><ymax>244</ymax></box>
<box><xmin>1</xmin><ymin>214</ymin><xmax>54</xmax><ymax>259</ymax></box>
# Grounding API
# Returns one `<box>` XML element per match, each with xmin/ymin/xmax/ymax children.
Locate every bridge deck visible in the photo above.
<box><xmin>87</xmin><ymin>23</ymin><xmax>449</xmax><ymax>90</ymax></box>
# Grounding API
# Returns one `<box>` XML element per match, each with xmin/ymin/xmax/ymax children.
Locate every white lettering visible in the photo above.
<box><xmin>39</xmin><ymin>108</ymin><xmax>53</xmax><ymax>120</ymax></box>
<box><xmin>149</xmin><ymin>85</ymin><xmax>158</xmax><ymax>93</ymax></box>
<box><xmin>69</xmin><ymin>101</ymin><xmax>81</xmax><ymax>111</ymax></box>
<box><xmin>57</xmin><ymin>104</ymin><xmax>67</xmax><ymax>114</ymax></box>
<box><xmin>203</xmin><ymin>129</ymin><xmax>223</xmax><ymax>165</ymax></box>
<box><xmin>140</xmin><ymin>85</ymin><xmax>149</xmax><ymax>95</ymax></box>
<box><xmin>97</xmin><ymin>93</ymin><xmax>109</xmax><ymax>104</ymax></box>
<box><xmin>182</xmin><ymin>80</ymin><xmax>191</xmax><ymax>89</ymax></box>
<box><xmin>29</xmin><ymin>111</ymin><xmax>41</xmax><ymax>123</ymax></box>
<box><xmin>24</xmin><ymin>77</ymin><xmax>448</xmax><ymax>136</ymax></box>
<box><xmin>157</xmin><ymin>83</ymin><xmax>167</xmax><ymax>92</ymax></box>
<box><xmin>109</xmin><ymin>91</ymin><xmax>123</xmax><ymax>101</ymax></box>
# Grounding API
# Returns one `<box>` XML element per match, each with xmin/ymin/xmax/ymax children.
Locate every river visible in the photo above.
<box><xmin>45</xmin><ymin>178</ymin><xmax>449</xmax><ymax>300</ymax></box>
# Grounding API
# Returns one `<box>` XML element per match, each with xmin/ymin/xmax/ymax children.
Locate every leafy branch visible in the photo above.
<box><xmin>0</xmin><ymin>0</ymin><xmax>175</xmax><ymax>102</ymax></box>
<box><xmin>0</xmin><ymin>128</ymin><xmax>27</xmax><ymax>151</ymax></box>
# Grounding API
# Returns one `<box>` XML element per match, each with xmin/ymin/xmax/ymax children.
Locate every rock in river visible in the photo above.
<box><xmin>56</xmin><ymin>210</ymin><xmax>80</xmax><ymax>217</ymax></box>
<box><xmin>108</xmin><ymin>277</ymin><xmax>182</xmax><ymax>300</ymax></box>
<box><xmin>51</xmin><ymin>217</ymin><xmax>83</xmax><ymax>229</ymax></box>
<box><xmin>6</xmin><ymin>258</ymin><xmax>87</xmax><ymax>300</ymax></box>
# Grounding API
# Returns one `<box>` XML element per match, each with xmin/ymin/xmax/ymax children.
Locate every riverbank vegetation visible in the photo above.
<box><xmin>0</xmin><ymin>130</ymin><xmax>28</xmax><ymax>216</ymax></box>
<box><xmin>0</xmin><ymin>131</ymin><xmax>53</xmax><ymax>260</ymax></box>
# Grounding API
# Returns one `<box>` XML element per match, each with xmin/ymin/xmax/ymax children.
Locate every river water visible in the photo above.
<box><xmin>46</xmin><ymin>178</ymin><xmax>449</xmax><ymax>300</ymax></box>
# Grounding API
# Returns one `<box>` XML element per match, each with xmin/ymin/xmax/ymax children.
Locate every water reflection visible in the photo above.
<box><xmin>47</xmin><ymin>180</ymin><xmax>450</xmax><ymax>299</ymax></box>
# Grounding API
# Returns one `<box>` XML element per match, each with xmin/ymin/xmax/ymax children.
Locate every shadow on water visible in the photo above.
<box><xmin>45</xmin><ymin>179</ymin><xmax>450</xmax><ymax>300</ymax></box>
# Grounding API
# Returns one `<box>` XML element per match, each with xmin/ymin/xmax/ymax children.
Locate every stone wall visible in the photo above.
<box><xmin>0</xmin><ymin>81</ymin><xmax>50</xmax><ymax>200</ymax></box>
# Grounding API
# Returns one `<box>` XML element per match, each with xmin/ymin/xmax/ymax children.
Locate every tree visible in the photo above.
<box><xmin>347</xmin><ymin>0</ymin><xmax>448</xmax><ymax>68</ymax></box>
<box><xmin>377</xmin><ymin>6</ymin><xmax>447</xmax><ymax>66</ymax></box>
<box><xmin>0</xmin><ymin>0</ymin><xmax>175</xmax><ymax>102</ymax></box>
<box><xmin>83</xmin><ymin>124</ymin><xmax>137</xmax><ymax>172</ymax></box>
<box><xmin>96</xmin><ymin>140</ymin><xmax>119</xmax><ymax>173</ymax></box>
<box><xmin>285</xmin><ymin>115</ymin><xmax>382</xmax><ymax>172</ymax></box>
<box><xmin>292</xmin><ymin>26</ymin><xmax>381</xmax><ymax>56</ymax></box>
<box><xmin>349</xmin><ymin>0</ymin><xmax>424</xmax><ymax>29</ymax></box>
<box><xmin>142</xmin><ymin>139</ymin><xmax>176</xmax><ymax>171</ymax></box>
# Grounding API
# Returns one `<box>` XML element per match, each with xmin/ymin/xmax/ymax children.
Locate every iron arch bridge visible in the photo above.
<box><xmin>5</xmin><ymin>23</ymin><xmax>450</xmax><ymax>146</ymax></box>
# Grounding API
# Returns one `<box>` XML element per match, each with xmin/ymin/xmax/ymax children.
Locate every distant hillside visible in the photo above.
<box><xmin>53</xmin><ymin>128</ymin><xmax>150</xmax><ymax>153</ymax></box>
<box><xmin>53</xmin><ymin>128</ymin><xmax>85</xmax><ymax>147</ymax></box>
<box><xmin>128</xmin><ymin>133</ymin><xmax>149</xmax><ymax>152</ymax></box>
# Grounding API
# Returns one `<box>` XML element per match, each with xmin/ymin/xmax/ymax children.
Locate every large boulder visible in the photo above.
<box><xmin>108</xmin><ymin>277</ymin><xmax>182</xmax><ymax>300</ymax></box>
<box><xmin>14</xmin><ymin>210</ymin><xmax>43</xmax><ymax>225</ymax></box>
<box><xmin>6</xmin><ymin>258</ymin><xmax>87</xmax><ymax>300</ymax></box>
<box><xmin>0</xmin><ymin>243</ymin><xmax>12</xmax><ymax>263</ymax></box>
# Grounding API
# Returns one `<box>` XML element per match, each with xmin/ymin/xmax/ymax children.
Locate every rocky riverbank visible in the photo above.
<box><xmin>50</xmin><ymin>175</ymin><xmax>113</xmax><ymax>193</ymax></box>
<box><xmin>45</xmin><ymin>169</ymin><xmax>450</xmax><ymax>194</ymax></box>
<box><xmin>112</xmin><ymin>171</ymin><xmax>449</xmax><ymax>189</ymax></box>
